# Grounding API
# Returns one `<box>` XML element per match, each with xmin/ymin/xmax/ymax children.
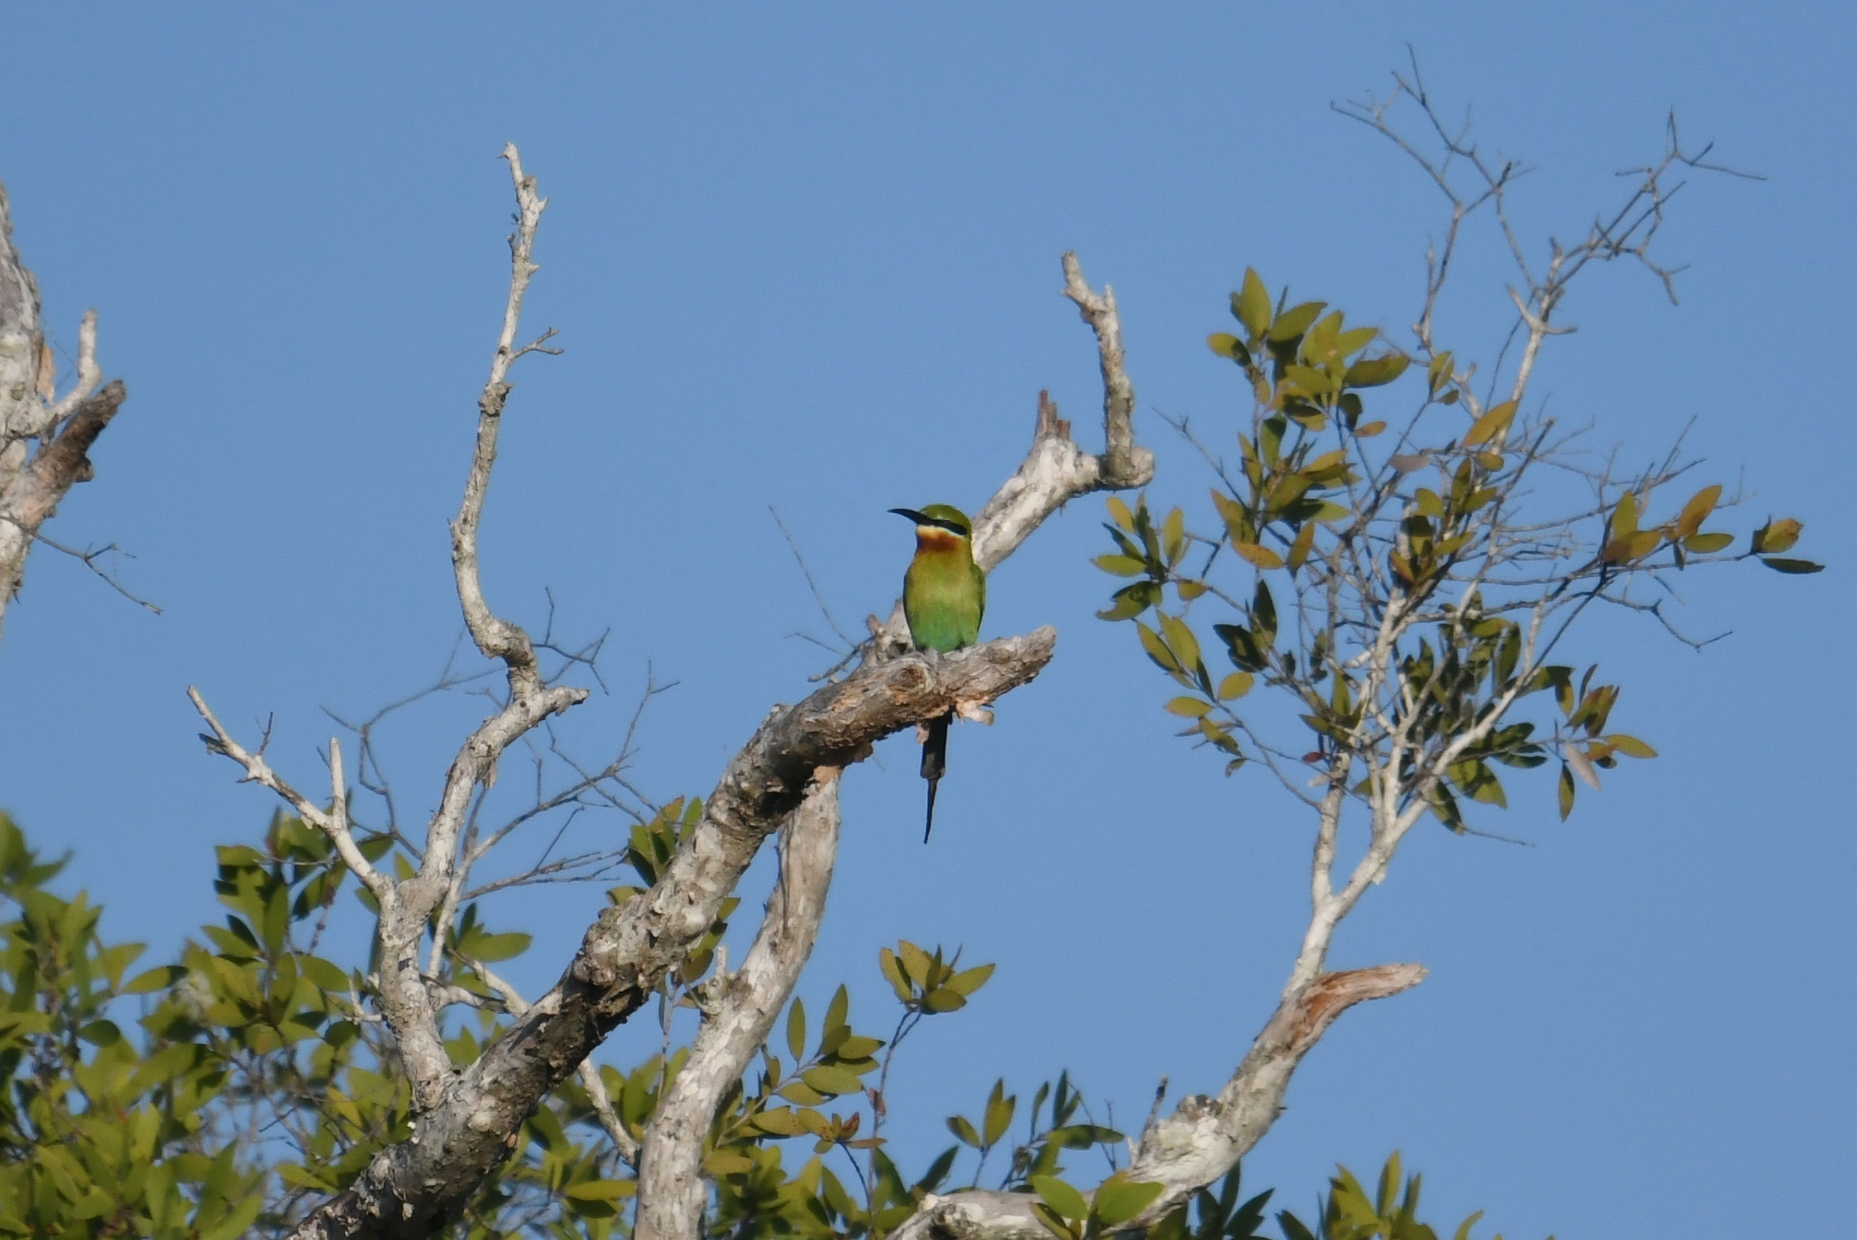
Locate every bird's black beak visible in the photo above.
<box><xmin>889</xmin><ymin>507</ymin><xmax>932</xmax><ymax>524</ymax></box>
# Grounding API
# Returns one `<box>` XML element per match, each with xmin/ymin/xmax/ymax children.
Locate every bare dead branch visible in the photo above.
<box><xmin>29</xmin><ymin>530</ymin><xmax>160</xmax><ymax>613</ymax></box>
<box><xmin>635</xmin><ymin>772</ymin><xmax>842</xmax><ymax>1240</ymax></box>
<box><xmin>894</xmin><ymin>966</ymin><xmax>1425</xmax><ymax>1240</ymax></box>
<box><xmin>286</xmin><ymin>628</ymin><xmax>1054</xmax><ymax>1238</ymax></box>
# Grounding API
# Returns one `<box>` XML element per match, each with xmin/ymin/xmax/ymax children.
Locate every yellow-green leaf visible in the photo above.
<box><xmin>565</xmin><ymin>1180</ymin><xmax>638</xmax><ymax>1202</ymax></box>
<box><xmin>1676</xmin><ymin>484</ymin><xmax>1722</xmax><ymax>536</ymax></box>
<box><xmin>1162</xmin><ymin>507</ymin><xmax>1186</xmax><ymax>565</ymax></box>
<box><xmin>786</xmin><ymin>998</ymin><xmax>805</xmax><ymax>1061</ymax></box>
<box><xmin>123</xmin><ymin>964</ymin><xmax>186</xmax><ymax>995</ymax></box>
<box><xmin>1269</xmin><ymin>301</ymin><xmax>1327</xmax><ymax>343</ymax></box>
<box><xmin>1462</xmin><ymin>400</ymin><xmax>1517</xmax><ymax>448</ymax></box>
<box><xmin>1033</xmin><ymin>1175</ymin><xmax>1091</xmax><ymax>1222</ymax></box>
<box><xmin>1093</xmin><ymin>554</ymin><xmax>1147</xmax><ymax>577</ymax></box>
<box><xmin>1093</xmin><ymin>1179</ymin><xmax>1166</xmax><ymax>1227</ymax></box>
<box><xmin>1753</xmin><ymin>517</ymin><xmax>1803</xmax><ymax>554</ymax></box>
<box><xmin>1231</xmin><ymin>541</ymin><xmax>1283</xmax><ymax>570</ymax></box>
<box><xmin>1136</xmin><ymin>622</ymin><xmax>1180</xmax><ymax>673</ymax></box>
<box><xmin>1235</xmin><ymin>269</ymin><xmax>1272</xmax><ymax>339</ymax></box>
<box><xmin>946</xmin><ymin>963</ymin><xmax>995</xmax><ymax>996</ymax></box>
<box><xmin>1158</xmin><ymin>613</ymin><xmax>1202</xmax><ymax>674</ymax></box>
<box><xmin>1612</xmin><ymin>491</ymin><xmax>1640</xmax><ymax>537</ymax></box>
<box><xmin>1210</xmin><ymin>488</ymin><xmax>1254</xmax><ymax>545</ymax></box>
<box><xmin>1217</xmin><ymin>672</ymin><xmax>1254</xmax><ymax>700</ymax></box>
<box><xmin>1287</xmin><ymin>521</ymin><xmax>1316</xmax><ymax>574</ymax></box>
<box><xmin>1344</xmin><ymin>352</ymin><xmax>1410</xmax><ymax>388</ymax></box>
<box><xmin>1164</xmin><ymin>697</ymin><xmax>1212</xmax><ymax>717</ymax></box>
<box><xmin>1604</xmin><ymin>733</ymin><xmax>1657</xmax><ymax>759</ymax></box>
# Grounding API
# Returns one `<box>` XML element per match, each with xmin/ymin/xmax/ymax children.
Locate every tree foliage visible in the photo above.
<box><xmin>1096</xmin><ymin>264</ymin><xmax>1813</xmax><ymax>834</ymax></box>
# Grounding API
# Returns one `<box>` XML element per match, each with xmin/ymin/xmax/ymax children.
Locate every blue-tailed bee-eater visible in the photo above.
<box><xmin>890</xmin><ymin>504</ymin><xmax>985</xmax><ymax>842</ymax></box>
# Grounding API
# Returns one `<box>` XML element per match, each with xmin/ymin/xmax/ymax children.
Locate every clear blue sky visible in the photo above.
<box><xmin>2</xmin><ymin>5</ymin><xmax>1851</xmax><ymax>1235</ymax></box>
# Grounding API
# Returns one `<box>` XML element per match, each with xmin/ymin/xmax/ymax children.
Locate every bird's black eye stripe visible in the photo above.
<box><xmin>924</xmin><ymin>517</ymin><xmax>969</xmax><ymax>536</ymax></box>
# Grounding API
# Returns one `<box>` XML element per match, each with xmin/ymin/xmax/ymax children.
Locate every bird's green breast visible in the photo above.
<box><xmin>902</xmin><ymin>546</ymin><xmax>985</xmax><ymax>652</ymax></box>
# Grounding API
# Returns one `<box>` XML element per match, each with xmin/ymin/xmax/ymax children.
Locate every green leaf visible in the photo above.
<box><xmin>828</xmin><ymin>987</ymin><xmax>850</xmax><ymax>1039</ymax></box>
<box><xmin>463</xmin><ymin>930</ymin><xmax>531</xmax><ymax>963</ymax></box>
<box><xmin>77</xmin><ymin>1019</ymin><xmax>121</xmax><ymax>1047</ymax></box>
<box><xmin>1277</xmin><ymin>1211</ymin><xmax>1320</xmax><ymax>1240</ymax></box>
<box><xmin>1231</xmin><ymin>541</ymin><xmax>1283</xmax><ymax>571</ymax></box>
<box><xmin>1268</xmin><ymin>301</ymin><xmax>1326</xmax><ymax>343</ymax></box>
<box><xmin>1234</xmin><ymin>270</ymin><xmax>1272</xmax><ymax>340</ymax></box>
<box><xmin>878</xmin><ymin>947</ymin><xmax>911</xmax><ymax>1001</ymax></box>
<box><xmin>1461</xmin><ymin>400</ymin><xmax>1517</xmax><ymax>448</ymax></box>
<box><xmin>835</xmin><ymin>1034</ymin><xmax>885</xmax><ymax>1058</ymax></box>
<box><xmin>1344</xmin><ymin>352</ymin><xmax>1410</xmax><ymax>388</ymax></box>
<box><xmin>1335</xmin><ymin>325</ymin><xmax>1379</xmax><ymax>357</ymax></box>
<box><xmin>801</xmin><ymin>1064</ymin><xmax>867</xmax><ymax>1097</ymax></box>
<box><xmin>778</xmin><ymin>1080</ymin><xmax>827</xmax><ymax>1105</ymax></box>
<box><xmin>786</xmin><ymin>997</ymin><xmax>806</xmax><ymax>1062</ymax></box>
<box><xmin>947</xmin><ymin>1114</ymin><xmax>982</xmax><ymax>1147</ymax></box>
<box><xmin>1033</xmin><ymin>1175</ymin><xmax>1091</xmax><ymax>1222</ymax></box>
<box><xmin>1683</xmin><ymin>531</ymin><xmax>1734</xmax><ymax>553</ymax></box>
<box><xmin>1752</xmin><ymin>516</ymin><xmax>1803</xmax><ymax>553</ymax></box>
<box><xmin>122</xmin><ymin>964</ymin><xmax>186</xmax><ymax>995</ymax></box>
<box><xmin>1093</xmin><ymin>1179</ymin><xmax>1165</xmax><ymax>1227</ymax></box>
<box><xmin>1676</xmin><ymin>484</ymin><xmax>1722</xmax><ymax>536</ymax></box>
<box><xmin>564</xmin><ymin>1180</ymin><xmax>638</xmax><ymax>1202</ymax></box>
<box><xmin>1097</xmin><ymin>582</ymin><xmax>1157</xmax><ymax>622</ymax></box>
<box><xmin>753</xmin><ymin>1108</ymin><xmax>811</xmax><ymax>1136</ymax></box>
<box><xmin>1207</xmin><ymin>332</ymin><xmax>1243</xmax><ymax>360</ymax></box>
<box><xmin>945</xmin><ymin>963</ymin><xmax>995</xmax><ymax>996</ymax></box>
<box><xmin>1158</xmin><ymin>613</ymin><xmax>1203</xmax><ymax>676</ymax></box>
<box><xmin>922</xmin><ymin>987</ymin><xmax>967</xmax><ymax>1014</ymax></box>
<box><xmin>983</xmin><ymin>1081</ymin><xmax>1015</xmax><ymax>1146</ymax></box>
<box><xmin>897</xmin><ymin>940</ymin><xmax>934</xmax><ymax>986</ymax></box>
<box><xmin>1605</xmin><ymin>733</ymin><xmax>1657</xmax><ymax>759</ymax></box>
<box><xmin>1217</xmin><ymin>672</ymin><xmax>1254</xmax><ymax>700</ymax></box>
<box><xmin>1136</xmin><ymin>622</ymin><xmax>1181</xmax><ymax>674</ymax></box>
<box><xmin>1033</xmin><ymin>1203</ymin><xmax>1079</xmax><ymax>1240</ymax></box>
<box><xmin>199</xmin><ymin>1196</ymin><xmax>264</xmax><ymax>1240</ymax></box>
<box><xmin>1162</xmin><ymin>507</ymin><xmax>1186</xmax><ymax>566</ymax></box>
<box><xmin>1611</xmin><ymin>491</ymin><xmax>1640</xmax><ymax>537</ymax></box>
<box><xmin>1165</xmin><ymin>696</ymin><xmax>1212</xmax><ymax>718</ymax></box>
<box><xmin>1762</xmin><ymin>556</ymin><xmax>1824</xmax><ymax>574</ymax></box>
<box><xmin>1093</xmin><ymin>554</ymin><xmax>1148</xmax><ymax>577</ymax></box>
<box><xmin>1452</xmin><ymin>1210</ymin><xmax>1486</xmax><ymax>1240</ymax></box>
<box><xmin>1558</xmin><ymin>763</ymin><xmax>1576</xmax><ymax>821</ymax></box>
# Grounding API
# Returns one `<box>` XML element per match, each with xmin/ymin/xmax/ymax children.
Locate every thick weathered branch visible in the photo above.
<box><xmin>894</xmin><ymin>965</ymin><xmax>1424</xmax><ymax>1240</ymax></box>
<box><xmin>0</xmin><ymin>178</ymin><xmax>116</xmax><ymax>644</ymax></box>
<box><xmin>636</xmin><ymin>772</ymin><xmax>842</xmax><ymax>1240</ymax></box>
<box><xmin>286</xmin><ymin>629</ymin><xmax>1053</xmax><ymax>1239</ymax></box>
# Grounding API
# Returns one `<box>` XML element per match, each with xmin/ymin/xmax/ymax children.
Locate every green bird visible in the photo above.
<box><xmin>890</xmin><ymin>504</ymin><xmax>985</xmax><ymax>842</ymax></box>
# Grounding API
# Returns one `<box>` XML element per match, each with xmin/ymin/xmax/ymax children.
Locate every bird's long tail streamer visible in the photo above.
<box><xmin>921</xmin><ymin>712</ymin><xmax>951</xmax><ymax>842</ymax></box>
